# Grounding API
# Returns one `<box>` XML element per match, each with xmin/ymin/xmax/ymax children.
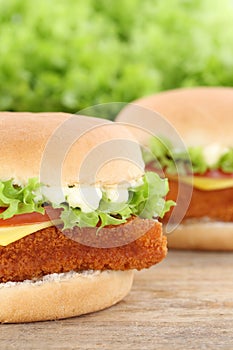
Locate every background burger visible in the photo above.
<box><xmin>117</xmin><ymin>87</ymin><xmax>233</xmax><ymax>250</ymax></box>
<box><xmin>0</xmin><ymin>112</ymin><xmax>173</xmax><ymax>323</ymax></box>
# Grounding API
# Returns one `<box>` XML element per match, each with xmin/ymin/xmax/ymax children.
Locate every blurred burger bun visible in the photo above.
<box><xmin>116</xmin><ymin>87</ymin><xmax>233</xmax><ymax>250</ymax></box>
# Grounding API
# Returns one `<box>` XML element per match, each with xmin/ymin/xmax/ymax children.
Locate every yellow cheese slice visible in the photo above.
<box><xmin>169</xmin><ymin>175</ymin><xmax>233</xmax><ymax>191</ymax></box>
<box><xmin>0</xmin><ymin>220</ymin><xmax>61</xmax><ymax>246</ymax></box>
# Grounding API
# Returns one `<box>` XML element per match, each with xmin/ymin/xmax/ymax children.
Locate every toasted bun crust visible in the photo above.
<box><xmin>0</xmin><ymin>270</ymin><xmax>133</xmax><ymax>323</ymax></box>
<box><xmin>0</xmin><ymin>112</ymin><xmax>144</xmax><ymax>186</ymax></box>
<box><xmin>167</xmin><ymin>221</ymin><xmax>233</xmax><ymax>251</ymax></box>
<box><xmin>129</xmin><ymin>87</ymin><xmax>233</xmax><ymax>146</ymax></box>
<box><xmin>117</xmin><ymin>87</ymin><xmax>233</xmax><ymax>147</ymax></box>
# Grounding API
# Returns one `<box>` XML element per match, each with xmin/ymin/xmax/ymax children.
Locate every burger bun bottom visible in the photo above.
<box><xmin>166</xmin><ymin>220</ymin><xmax>233</xmax><ymax>251</ymax></box>
<box><xmin>0</xmin><ymin>270</ymin><xmax>133</xmax><ymax>323</ymax></box>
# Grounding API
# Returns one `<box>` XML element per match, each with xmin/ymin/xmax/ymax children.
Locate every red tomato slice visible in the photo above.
<box><xmin>0</xmin><ymin>207</ymin><xmax>62</xmax><ymax>227</ymax></box>
<box><xmin>195</xmin><ymin>169</ymin><xmax>233</xmax><ymax>178</ymax></box>
<box><xmin>146</xmin><ymin>162</ymin><xmax>233</xmax><ymax>179</ymax></box>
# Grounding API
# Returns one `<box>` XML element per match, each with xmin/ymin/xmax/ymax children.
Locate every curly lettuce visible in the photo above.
<box><xmin>1</xmin><ymin>0</ymin><xmax>233</xmax><ymax>115</ymax></box>
<box><xmin>57</xmin><ymin>172</ymin><xmax>175</xmax><ymax>229</ymax></box>
<box><xmin>0</xmin><ymin>173</ymin><xmax>174</xmax><ymax>229</ymax></box>
<box><xmin>0</xmin><ymin>178</ymin><xmax>45</xmax><ymax>219</ymax></box>
<box><xmin>145</xmin><ymin>137</ymin><xmax>233</xmax><ymax>175</ymax></box>
<box><xmin>218</xmin><ymin>149</ymin><xmax>233</xmax><ymax>173</ymax></box>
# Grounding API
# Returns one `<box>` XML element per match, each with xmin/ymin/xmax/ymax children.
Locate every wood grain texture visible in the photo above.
<box><xmin>0</xmin><ymin>251</ymin><xmax>233</xmax><ymax>350</ymax></box>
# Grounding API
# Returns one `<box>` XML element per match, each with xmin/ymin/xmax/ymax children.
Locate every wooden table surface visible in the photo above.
<box><xmin>1</xmin><ymin>251</ymin><xmax>233</xmax><ymax>350</ymax></box>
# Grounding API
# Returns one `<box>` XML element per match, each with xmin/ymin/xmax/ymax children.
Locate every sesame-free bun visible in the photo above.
<box><xmin>0</xmin><ymin>112</ymin><xmax>144</xmax><ymax>186</ymax></box>
<box><xmin>117</xmin><ymin>87</ymin><xmax>233</xmax><ymax>147</ymax></box>
<box><xmin>167</xmin><ymin>221</ymin><xmax>233</xmax><ymax>251</ymax></box>
<box><xmin>0</xmin><ymin>270</ymin><xmax>133</xmax><ymax>323</ymax></box>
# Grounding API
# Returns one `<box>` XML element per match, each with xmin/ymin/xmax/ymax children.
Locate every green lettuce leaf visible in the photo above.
<box><xmin>145</xmin><ymin>136</ymin><xmax>233</xmax><ymax>174</ymax></box>
<box><xmin>145</xmin><ymin>137</ymin><xmax>191</xmax><ymax>174</ymax></box>
<box><xmin>58</xmin><ymin>172</ymin><xmax>175</xmax><ymax>229</ymax></box>
<box><xmin>0</xmin><ymin>178</ymin><xmax>45</xmax><ymax>219</ymax></box>
<box><xmin>135</xmin><ymin>172</ymin><xmax>175</xmax><ymax>219</ymax></box>
<box><xmin>59</xmin><ymin>205</ymin><xmax>100</xmax><ymax>230</ymax></box>
<box><xmin>217</xmin><ymin>149</ymin><xmax>233</xmax><ymax>173</ymax></box>
<box><xmin>187</xmin><ymin>147</ymin><xmax>207</xmax><ymax>174</ymax></box>
<box><xmin>0</xmin><ymin>173</ymin><xmax>175</xmax><ymax>229</ymax></box>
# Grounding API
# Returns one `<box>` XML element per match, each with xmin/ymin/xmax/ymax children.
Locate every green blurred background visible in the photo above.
<box><xmin>0</xmin><ymin>0</ymin><xmax>233</xmax><ymax>117</ymax></box>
